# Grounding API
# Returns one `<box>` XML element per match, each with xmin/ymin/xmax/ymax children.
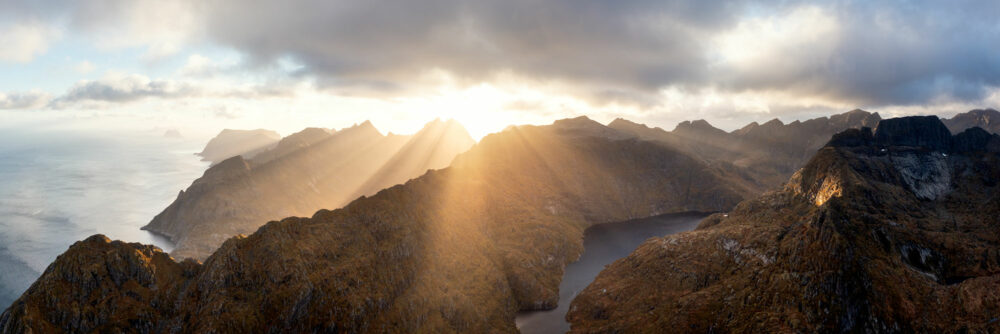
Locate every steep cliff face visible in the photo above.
<box><xmin>3</xmin><ymin>117</ymin><xmax>755</xmax><ymax>333</ymax></box>
<box><xmin>609</xmin><ymin>109</ymin><xmax>883</xmax><ymax>193</ymax></box>
<box><xmin>143</xmin><ymin>120</ymin><xmax>474</xmax><ymax>261</ymax></box>
<box><xmin>196</xmin><ymin>129</ymin><xmax>282</xmax><ymax>165</ymax></box>
<box><xmin>568</xmin><ymin>117</ymin><xmax>1000</xmax><ymax>333</ymax></box>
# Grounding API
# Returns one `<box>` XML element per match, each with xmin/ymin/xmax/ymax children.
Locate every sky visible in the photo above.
<box><xmin>1</xmin><ymin>0</ymin><xmax>999</xmax><ymax>140</ymax></box>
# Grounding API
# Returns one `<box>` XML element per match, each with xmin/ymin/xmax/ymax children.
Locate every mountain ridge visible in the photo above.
<box><xmin>142</xmin><ymin>119</ymin><xmax>472</xmax><ymax>260</ymax></box>
<box><xmin>2</xmin><ymin>117</ymin><xmax>755</xmax><ymax>333</ymax></box>
<box><xmin>567</xmin><ymin>116</ymin><xmax>1000</xmax><ymax>332</ymax></box>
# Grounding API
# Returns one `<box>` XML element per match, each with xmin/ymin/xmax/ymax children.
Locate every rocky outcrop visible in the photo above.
<box><xmin>197</xmin><ymin>129</ymin><xmax>281</xmax><ymax>165</ymax></box>
<box><xmin>2</xmin><ymin>117</ymin><xmax>757</xmax><ymax>333</ymax></box>
<box><xmin>0</xmin><ymin>236</ymin><xmax>197</xmax><ymax>333</ymax></box>
<box><xmin>567</xmin><ymin>117</ymin><xmax>1000</xmax><ymax>333</ymax></box>
<box><xmin>873</xmin><ymin>115</ymin><xmax>953</xmax><ymax>150</ymax></box>
<box><xmin>143</xmin><ymin>119</ymin><xmax>474</xmax><ymax>260</ymax></box>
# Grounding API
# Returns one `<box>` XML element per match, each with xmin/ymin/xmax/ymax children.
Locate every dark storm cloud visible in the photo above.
<box><xmin>202</xmin><ymin>0</ymin><xmax>754</xmax><ymax>99</ymax></box>
<box><xmin>196</xmin><ymin>0</ymin><xmax>1000</xmax><ymax>106</ymax></box>
<box><xmin>3</xmin><ymin>0</ymin><xmax>999</xmax><ymax>108</ymax></box>
<box><xmin>717</xmin><ymin>1</ymin><xmax>1000</xmax><ymax>105</ymax></box>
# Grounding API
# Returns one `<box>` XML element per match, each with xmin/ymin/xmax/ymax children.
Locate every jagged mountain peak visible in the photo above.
<box><xmin>553</xmin><ymin>115</ymin><xmax>599</xmax><ymax>127</ymax></box>
<box><xmin>551</xmin><ymin>116</ymin><xmax>632</xmax><ymax>140</ymax></box>
<box><xmin>673</xmin><ymin>119</ymin><xmax>721</xmax><ymax>132</ymax></box>
<box><xmin>569</xmin><ymin>115</ymin><xmax>1000</xmax><ymax>333</ymax></box>
<box><xmin>607</xmin><ymin>117</ymin><xmax>644</xmax><ymax>128</ymax></box>
<box><xmin>830</xmin><ymin>109</ymin><xmax>881</xmax><ymax>128</ymax></box>
<box><xmin>761</xmin><ymin>118</ymin><xmax>784</xmax><ymax>127</ymax></box>
<box><xmin>944</xmin><ymin>108</ymin><xmax>1000</xmax><ymax>135</ymax></box>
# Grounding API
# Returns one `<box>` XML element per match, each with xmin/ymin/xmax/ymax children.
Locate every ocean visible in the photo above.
<box><xmin>0</xmin><ymin>127</ymin><xmax>208</xmax><ymax>307</ymax></box>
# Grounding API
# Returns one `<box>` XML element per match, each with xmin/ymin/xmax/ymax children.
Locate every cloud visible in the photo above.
<box><xmin>189</xmin><ymin>0</ymin><xmax>1000</xmax><ymax>109</ymax></box>
<box><xmin>0</xmin><ymin>21</ymin><xmax>60</xmax><ymax>63</ymax></box>
<box><xmin>0</xmin><ymin>91</ymin><xmax>51</xmax><ymax>109</ymax></box>
<box><xmin>45</xmin><ymin>72</ymin><xmax>298</xmax><ymax>109</ymax></box>
<box><xmin>712</xmin><ymin>2</ymin><xmax>1000</xmax><ymax>106</ymax></box>
<box><xmin>2</xmin><ymin>0</ymin><xmax>999</xmax><ymax>119</ymax></box>
<box><xmin>199</xmin><ymin>0</ymin><xmax>754</xmax><ymax>101</ymax></box>
<box><xmin>74</xmin><ymin>61</ymin><xmax>96</xmax><ymax>74</ymax></box>
<box><xmin>0</xmin><ymin>0</ymin><xmax>202</xmax><ymax>63</ymax></box>
<box><xmin>54</xmin><ymin>74</ymin><xmax>195</xmax><ymax>105</ymax></box>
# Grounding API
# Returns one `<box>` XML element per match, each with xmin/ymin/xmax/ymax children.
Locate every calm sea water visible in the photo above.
<box><xmin>515</xmin><ymin>213</ymin><xmax>707</xmax><ymax>334</ymax></box>
<box><xmin>0</xmin><ymin>127</ymin><xmax>208</xmax><ymax>307</ymax></box>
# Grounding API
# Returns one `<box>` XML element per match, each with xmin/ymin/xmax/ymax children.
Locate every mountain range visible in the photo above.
<box><xmin>2</xmin><ymin>109</ymin><xmax>1000</xmax><ymax>333</ymax></box>
<box><xmin>143</xmin><ymin>119</ymin><xmax>475</xmax><ymax>260</ymax></box>
<box><xmin>567</xmin><ymin>116</ymin><xmax>1000</xmax><ymax>332</ymax></box>
<box><xmin>0</xmin><ymin>116</ymin><xmax>757</xmax><ymax>332</ymax></box>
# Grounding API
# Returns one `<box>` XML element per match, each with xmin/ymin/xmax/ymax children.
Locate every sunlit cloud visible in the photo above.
<box><xmin>0</xmin><ymin>21</ymin><xmax>60</xmax><ymax>63</ymax></box>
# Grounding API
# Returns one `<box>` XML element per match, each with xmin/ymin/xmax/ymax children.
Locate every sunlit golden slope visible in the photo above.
<box><xmin>143</xmin><ymin>119</ymin><xmax>474</xmax><ymax>260</ymax></box>
<box><xmin>3</xmin><ymin>116</ymin><xmax>755</xmax><ymax>333</ymax></box>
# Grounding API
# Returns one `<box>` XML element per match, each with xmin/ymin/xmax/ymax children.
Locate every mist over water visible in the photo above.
<box><xmin>0</xmin><ymin>127</ymin><xmax>208</xmax><ymax>307</ymax></box>
<box><xmin>515</xmin><ymin>213</ymin><xmax>707</xmax><ymax>334</ymax></box>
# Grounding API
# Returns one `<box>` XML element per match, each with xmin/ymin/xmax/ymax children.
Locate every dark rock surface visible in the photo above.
<box><xmin>874</xmin><ymin>115</ymin><xmax>953</xmax><ymax>150</ymax></box>
<box><xmin>567</xmin><ymin>116</ymin><xmax>1000</xmax><ymax>333</ymax></box>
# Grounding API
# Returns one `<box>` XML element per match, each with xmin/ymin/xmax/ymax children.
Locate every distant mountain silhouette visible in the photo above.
<box><xmin>568</xmin><ymin>116</ymin><xmax>1000</xmax><ymax>333</ymax></box>
<box><xmin>142</xmin><ymin>119</ymin><xmax>474</xmax><ymax>260</ymax></box>
<box><xmin>197</xmin><ymin>129</ymin><xmax>282</xmax><ymax>165</ymax></box>
<box><xmin>609</xmin><ymin>109</ymin><xmax>883</xmax><ymax>191</ymax></box>
<box><xmin>943</xmin><ymin>108</ymin><xmax>1000</xmax><ymax>135</ymax></box>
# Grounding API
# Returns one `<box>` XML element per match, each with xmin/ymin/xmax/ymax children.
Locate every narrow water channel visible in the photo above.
<box><xmin>514</xmin><ymin>212</ymin><xmax>708</xmax><ymax>334</ymax></box>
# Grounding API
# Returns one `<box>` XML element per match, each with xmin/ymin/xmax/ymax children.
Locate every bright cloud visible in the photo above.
<box><xmin>0</xmin><ymin>21</ymin><xmax>60</xmax><ymax>63</ymax></box>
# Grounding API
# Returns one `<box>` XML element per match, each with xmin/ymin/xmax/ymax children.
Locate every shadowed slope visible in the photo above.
<box><xmin>568</xmin><ymin>117</ymin><xmax>1000</xmax><ymax>333</ymax></box>
<box><xmin>609</xmin><ymin>109</ymin><xmax>883</xmax><ymax>192</ymax></box>
<box><xmin>944</xmin><ymin>108</ymin><xmax>1000</xmax><ymax>135</ymax></box>
<box><xmin>3</xmin><ymin>117</ymin><xmax>755</xmax><ymax>333</ymax></box>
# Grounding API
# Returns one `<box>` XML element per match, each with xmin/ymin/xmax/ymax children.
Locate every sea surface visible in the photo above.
<box><xmin>0</xmin><ymin>127</ymin><xmax>208</xmax><ymax>307</ymax></box>
<box><xmin>515</xmin><ymin>212</ymin><xmax>708</xmax><ymax>334</ymax></box>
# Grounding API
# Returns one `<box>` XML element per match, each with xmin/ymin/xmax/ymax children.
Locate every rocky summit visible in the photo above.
<box><xmin>567</xmin><ymin>116</ymin><xmax>1000</xmax><ymax>333</ymax></box>
<box><xmin>1</xmin><ymin>117</ymin><xmax>757</xmax><ymax>333</ymax></box>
